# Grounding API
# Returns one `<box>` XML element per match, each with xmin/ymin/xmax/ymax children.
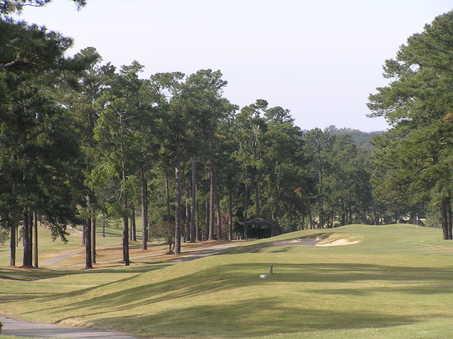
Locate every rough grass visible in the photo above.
<box><xmin>1</xmin><ymin>224</ymin><xmax>453</xmax><ymax>338</ymax></box>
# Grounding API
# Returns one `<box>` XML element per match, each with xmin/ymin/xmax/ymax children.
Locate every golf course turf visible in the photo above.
<box><xmin>1</xmin><ymin>224</ymin><xmax>453</xmax><ymax>338</ymax></box>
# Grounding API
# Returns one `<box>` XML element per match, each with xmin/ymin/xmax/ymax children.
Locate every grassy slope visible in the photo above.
<box><xmin>1</xmin><ymin>224</ymin><xmax>453</xmax><ymax>338</ymax></box>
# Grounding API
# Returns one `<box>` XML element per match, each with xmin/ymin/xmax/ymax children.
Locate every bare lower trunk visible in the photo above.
<box><xmin>141</xmin><ymin>167</ymin><xmax>148</xmax><ymax>250</ymax></box>
<box><xmin>165</xmin><ymin>172</ymin><xmax>173</xmax><ymax>252</ymax></box>
<box><xmin>190</xmin><ymin>158</ymin><xmax>197</xmax><ymax>242</ymax></box>
<box><xmin>22</xmin><ymin>210</ymin><xmax>32</xmax><ymax>268</ymax></box>
<box><xmin>208</xmin><ymin>163</ymin><xmax>214</xmax><ymax>240</ymax></box>
<box><xmin>131</xmin><ymin>206</ymin><xmax>137</xmax><ymax>241</ymax></box>
<box><xmin>102</xmin><ymin>214</ymin><xmax>106</xmax><ymax>238</ymax></box>
<box><xmin>9</xmin><ymin>219</ymin><xmax>16</xmax><ymax>267</ymax></box>
<box><xmin>174</xmin><ymin>165</ymin><xmax>182</xmax><ymax>254</ymax></box>
<box><xmin>122</xmin><ymin>214</ymin><xmax>130</xmax><ymax>265</ymax></box>
<box><xmin>441</xmin><ymin>197</ymin><xmax>452</xmax><ymax>240</ymax></box>
<box><xmin>33</xmin><ymin>212</ymin><xmax>38</xmax><ymax>268</ymax></box>
<box><xmin>91</xmin><ymin>214</ymin><xmax>96</xmax><ymax>264</ymax></box>
<box><xmin>216</xmin><ymin>195</ymin><xmax>222</xmax><ymax>240</ymax></box>
<box><xmin>228</xmin><ymin>190</ymin><xmax>233</xmax><ymax>241</ymax></box>
<box><xmin>85</xmin><ymin>217</ymin><xmax>93</xmax><ymax>269</ymax></box>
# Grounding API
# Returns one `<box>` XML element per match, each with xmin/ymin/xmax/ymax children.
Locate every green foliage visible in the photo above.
<box><xmin>368</xmin><ymin>11</ymin><xmax>453</xmax><ymax>233</ymax></box>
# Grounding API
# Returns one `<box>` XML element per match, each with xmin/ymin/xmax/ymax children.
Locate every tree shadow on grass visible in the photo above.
<box><xmin>90</xmin><ymin>297</ymin><xmax>423</xmax><ymax>337</ymax></box>
<box><xmin>53</xmin><ymin>262</ymin><xmax>453</xmax><ymax>315</ymax></box>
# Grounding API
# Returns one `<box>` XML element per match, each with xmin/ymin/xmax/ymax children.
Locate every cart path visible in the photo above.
<box><xmin>0</xmin><ymin>315</ymin><xmax>135</xmax><ymax>338</ymax></box>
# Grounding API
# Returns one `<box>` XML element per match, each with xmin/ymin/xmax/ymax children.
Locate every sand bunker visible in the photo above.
<box><xmin>272</xmin><ymin>234</ymin><xmax>360</xmax><ymax>247</ymax></box>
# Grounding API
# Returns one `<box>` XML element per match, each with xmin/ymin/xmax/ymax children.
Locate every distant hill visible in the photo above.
<box><xmin>326</xmin><ymin>126</ymin><xmax>383</xmax><ymax>150</ymax></box>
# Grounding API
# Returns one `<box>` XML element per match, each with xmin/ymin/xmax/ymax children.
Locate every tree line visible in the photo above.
<box><xmin>0</xmin><ymin>1</ymin><xmax>451</xmax><ymax>269</ymax></box>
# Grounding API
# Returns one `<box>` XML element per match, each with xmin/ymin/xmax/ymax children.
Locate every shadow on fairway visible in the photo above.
<box><xmin>92</xmin><ymin>297</ymin><xmax>422</xmax><ymax>337</ymax></box>
<box><xmin>45</xmin><ymin>262</ymin><xmax>453</xmax><ymax>316</ymax></box>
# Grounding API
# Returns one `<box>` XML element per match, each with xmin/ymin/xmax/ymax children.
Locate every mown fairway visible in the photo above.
<box><xmin>1</xmin><ymin>224</ymin><xmax>453</xmax><ymax>338</ymax></box>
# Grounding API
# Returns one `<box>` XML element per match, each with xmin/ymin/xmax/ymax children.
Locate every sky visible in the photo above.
<box><xmin>15</xmin><ymin>0</ymin><xmax>453</xmax><ymax>132</ymax></box>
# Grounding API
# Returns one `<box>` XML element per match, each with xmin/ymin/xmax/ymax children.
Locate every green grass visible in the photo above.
<box><xmin>1</xmin><ymin>224</ymin><xmax>453</xmax><ymax>338</ymax></box>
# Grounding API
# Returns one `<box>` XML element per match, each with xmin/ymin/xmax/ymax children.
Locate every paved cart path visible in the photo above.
<box><xmin>0</xmin><ymin>315</ymin><xmax>135</xmax><ymax>338</ymax></box>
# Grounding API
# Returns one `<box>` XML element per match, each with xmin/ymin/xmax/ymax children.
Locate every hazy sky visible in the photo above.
<box><xmin>16</xmin><ymin>0</ymin><xmax>453</xmax><ymax>131</ymax></box>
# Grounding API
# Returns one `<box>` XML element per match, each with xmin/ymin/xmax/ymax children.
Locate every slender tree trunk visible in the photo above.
<box><xmin>85</xmin><ymin>195</ymin><xmax>93</xmax><ymax>269</ymax></box>
<box><xmin>33</xmin><ymin>212</ymin><xmax>38</xmax><ymax>268</ymax></box>
<box><xmin>85</xmin><ymin>217</ymin><xmax>93</xmax><ymax>269</ymax></box>
<box><xmin>185</xmin><ymin>194</ymin><xmax>190</xmax><ymax>242</ymax></box>
<box><xmin>216</xmin><ymin>194</ymin><xmax>222</xmax><ymax>240</ymax></box>
<box><xmin>121</xmin><ymin>174</ymin><xmax>129</xmax><ymax>265</ymax></box>
<box><xmin>82</xmin><ymin>219</ymin><xmax>86</xmax><ymax>246</ymax></box>
<box><xmin>122</xmin><ymin>214</ymin><xmax>130</xmax><ymax>265</ymax></box>
<box><xmin>441</xmin><ymin>197</ymin><xmax>452</xmax><ymax>240</ymax></box>
<box><xmin>208</xmin><ymin>163</ymin><xmax>214</xmax><ymax>240</ymax></box>
<box><xmin>165</xmin><ymin>172</ymin><xmax>173</xmax><ymax>253</ymax></box>
<box><xmin>131</xmin><ymin>206</ymin><xmax>137</xmax><ymax>241</ymax></box>
<box><xmin>22</xmin><ymin>210</ymin><xmax>32</xmax><ymax>268</ymax></box>
<box><xmin>174</xmin><ymin>165</ymin><xmax>182</xmax><ymax>254</ymax></box>
<box><xmin>448</xmin><ymin>196</ymin><xmax>452</xmax><ymax>240</ymax></box>
<box><xmin>228</xmin><ymin>190</ymin><xmax>233</xmax><ymax>241</ymax></box>
<box><xmin>9</xmin><ymin>219</ymin><xmax>16</xmax><ymax>267</ymax></box>
<box><xmin>102</xmin><ymin>214</ymin><xmax>106</xmax><ymax>238</ymax></box>
<box><xmin>28</xmin><ymin>211</ymin><xmax>33</xmax><ymax>265</ymax></box>
<box><xmin>141</xmin><ymin>167</ymin><xmax>148</xmax><ymax>250</ymax></box>
<box><xmin>190</xmin><ymin>158</ymin><xmax>197</xmax><ymax>242</ymax></box>
<box><xmin>91</xmin><ymin>214</ymin><xmax>96</xmax><ymax>264</ymax></box>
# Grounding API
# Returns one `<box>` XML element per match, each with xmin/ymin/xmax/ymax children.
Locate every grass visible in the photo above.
<box><xmin>1</xmin><ymin>224</ymin><xmax>453</xmax><ymax>338</ymax></box>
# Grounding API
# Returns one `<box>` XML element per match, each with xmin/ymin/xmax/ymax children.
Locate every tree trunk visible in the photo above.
<box><xmin>441</xmin><ymin>197</ymin><xmax>451</xmax><ymax>240</ymax></box>
<box><xmin>33</xmin><ymin>212</ymin><xmax>38</xmax><ymax>268</ymax></box>
<box><xmin>228</xmin><ymin>190</ymin><xmax>233</xmax><ymax>241</ymax></box>
<box><xmin>185</xmin><ymin>194</ymin><xmax>190</xmax><ymax>242</ymax></box>
<box><xmin>208</xmin><ymin>162</ymin><xmax>214</xmax><ymax>240</ymax></box>
<box><xmin>9</xmin><ymin>219</ymin><xmax>16</xmax><ymax>267</ymax></box>
<box><xmin>448</xmin><ymin>196</ymin><xmax>452</xmax><ymax>240</ymax></box>
<box><xmin>122</xmin><ymin>214</ymin><xmax>130</xmax><ymax>265</ymax></box>
<box><xmin>165</xmin><ymin>172</ymin><xmax>173</xmax><ymax>253</ymax></box>
<box><xmin>190</xmin><ymin>158</ymin><xmax>197</xmax><ymax>242</ymax></box>
<box><xmin>85</xmin><ymin>195</ymin><xmax>93</xmax><ymax>269</ymax></box>
<box><xmin>22</xmin><ymin>211</ymin><xmax>32</xmax><ymax>268</ymax></box>
<box><xmin>174</xmin><ymin>165</ymin><xmax>182</xmax><ymax>254</ymax></box>
<box><xmin>91</xmin><ymin>214</ymin><xmax>96</xmax><ymax>264</ymax></box>
<box><xmin>216</xmin><ymin>194</ymin><xmax>222</xmax><ymax>240</ymax></box>
<box><xmin>141</xmin><ymin>167</ymin><xmax>148</xmax><ymax>250</ymax></box>
<box><xmin>131</xmin><ymin>206</ymin><xmax>137</xmax><ymax>241</ymax></box>
<box><xmin>85</xmin><ymin>217</ymin><xmax>93</xmax><ymax>269</ymax></box>
<box><xmin>102</xmin><ymin>214</ymin><xmax>106</xmax><ymax>238</ymax></box>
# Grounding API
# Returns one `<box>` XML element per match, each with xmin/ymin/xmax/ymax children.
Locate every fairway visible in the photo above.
<box><xmin>1</xmin><ymin>224</ymin><xmax>453</xmax><ymax>338</ymax></box>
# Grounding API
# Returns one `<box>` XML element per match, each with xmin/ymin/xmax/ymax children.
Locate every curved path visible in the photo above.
<box><xmin>0</xmin><ymin>316</ymin><xmax>135</xmax><ymax>338</ymax></box>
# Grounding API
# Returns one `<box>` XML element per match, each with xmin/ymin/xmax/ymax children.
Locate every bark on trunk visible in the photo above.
<box><xmin>91</xmin><ymin>214</ymin><xmax>96</xmax><ymax>264</ymax></box>
<box><xmin>141</xmin><ymin>167</ymin><xmax>148</xmax><ymax>250</ymax></box>
<box><xmin>441</xmin><ymin>197</ymin><xmax>452</xmax><ymax>240</ymax></box>
<box><xmin>85</xmin><ymin>217</ymin><xmax>93</xmax><ymax>269</ymax></box>
<box><xmin>190</xmin><ymin>158</ymin><xmax>197</xmax><ymax>242</ymax></box>
<box><xmin>9</xmin><ymin>219</ymin><xmax>16</xmax><ymax>267</ymax></box>
<box><xmin>165</xmin><ymin>172</ymin><xmax>173</xmax><ymax>252</ymax></box>
<box><xmin>228</xmin><ymin>190</ymin><xmax>233</xmax><ymax>241</ymax></box>
<box><xmin>122</xmin><ymin>214</ymin><xmax>130</xmax><ymax>265</ymax></box>
<box><xmin>174</xmin><ymin>165</ymin><xmax>182</xmax><ymax>254</ymax></box>
<box><xmin>208</xmin><ymin>162</ymin><xmax>214</xmax><ymax>240</ymax></box>
<box><xmin>33</xmin><ymin>212</ymin><xmax>38</xmax><ymax>268</ymax></box>
<box><xmin>131</xmin><ymin>206</ymin><xmax>137</xmax><ymax>241</ymax></box>
<box><xmin>22</xmin><ymin>211</ymin><xmax>32</xmax><ymax>268</ymax></box>
<box><xmin>216</xmin><ymin>195</ymin><xmax>222</xmax><ymax>240</ymax></box>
